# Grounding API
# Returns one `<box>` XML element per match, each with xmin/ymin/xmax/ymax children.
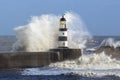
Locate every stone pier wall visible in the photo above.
<box><xmin>0</xmin><ymin>48</ymin><xmax>81</xmax><ymax>69</ymax></box>
<box><xmin>0</xmin><ymin>52</ymin><xmax>53</xmax><ymax>69</ymax></box>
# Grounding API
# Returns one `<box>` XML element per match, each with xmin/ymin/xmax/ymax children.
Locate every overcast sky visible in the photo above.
<box><xmin>0</xmin><ymin>0</ymin><xmax>120</xmax><ymax>36</ymax></box>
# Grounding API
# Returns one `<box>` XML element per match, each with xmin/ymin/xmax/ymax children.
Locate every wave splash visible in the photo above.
<box><xmin>12</xmin><ymin>12</ymin><xmax>91</xmax><ymax>52</ymax></box>
<box><xmin>22</xmin><ymin>52</ymin><xmax>120</xmax><ymax>76</ymax></box>
<box><xmin>49</xmin><ymin>52</ymin><xmax>120</xmax><ymax>69</ymax></box>
<box><xmin>99</xmin><ymin>38</ymin><xmax>120</xmax><ymax>49</ymax></box>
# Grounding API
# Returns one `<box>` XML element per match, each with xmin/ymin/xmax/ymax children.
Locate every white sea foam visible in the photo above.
<box><xmin>49</xmin><ymin>52</ymin><xmax>120</xmax><ymax>70</ymax></box>
<box><xmin>22</xmin><ymin>68</ymin><xmax>120</xmax><ymax>77</ymax></box>
<box><xmin>99</xmin><ymin>38</ymin><xmax>120</xmax><ymax>48</ymax></box>
<box><xmin>86</xmin><ymin>48</ymin><xmax>96</xmax><ymax>52</ymax></box>
<box><xmin>12</xmin><ymin>12</ymin><xmax>91</xmax><ymax>52</ymax></box>
<box><xmin>22</xmin><ymin>52</ymin><xmax>120</xmax><ymax>77</ymax></box>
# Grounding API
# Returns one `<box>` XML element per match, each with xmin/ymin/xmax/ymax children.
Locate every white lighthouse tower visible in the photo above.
<box><xmin>58</xmin><ymin>15</ymin><xmax>68</xmax><ymax>48</ymax></box>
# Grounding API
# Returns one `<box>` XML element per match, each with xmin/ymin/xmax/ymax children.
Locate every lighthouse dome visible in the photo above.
<box><xmin>60</xmin><ymin>16</ymin><xmax>66</xmax><ymax>21</ymax></box>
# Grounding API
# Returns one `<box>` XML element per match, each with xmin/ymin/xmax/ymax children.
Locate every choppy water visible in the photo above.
<box><xmin>0</xmin><ymin>36</ymin><xmax>120</xmax><ymax>80</ymax></box>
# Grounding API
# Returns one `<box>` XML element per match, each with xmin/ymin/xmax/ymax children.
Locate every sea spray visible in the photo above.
<box><xmin>13</xmin><ymin>15</ymin><xmax>59</xmax><ymax>52</ymax></box>
<box><xmin>13</xmin><ymin>12</ymin><xmax>91</xmax><ymax>52</ymax></box>
<box><xmin>99</xmin><ymin>38</ymin><xmax>120</xmax><ymax>48</ymax></box>
<box><xmin>49</xmin><ymin>52</ymin><xmax>120</xmax><ymax>70</ymax></box>
<box><xmin>22</xmin><ymin>52</ymin><xmax>120</xmax><ymax>76</ymax></box>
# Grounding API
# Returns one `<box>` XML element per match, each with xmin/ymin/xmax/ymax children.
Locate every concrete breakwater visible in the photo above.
<box><xmin>0</xmin><ymin>49</ymin><xmax>81</xmax><ymax>69</ymax></box>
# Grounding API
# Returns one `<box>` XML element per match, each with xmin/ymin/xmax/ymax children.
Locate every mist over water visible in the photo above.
<box><xmin>13</xmin><ymin>12</ymin><xmax>91</xmax><ymax>52</ymax></box>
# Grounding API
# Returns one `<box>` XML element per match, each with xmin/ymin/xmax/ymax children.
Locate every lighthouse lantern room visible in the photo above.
<box><xmin>58</xmin><ymin>15</ymin><xmax>68</xmax><ymax>48</ymax></box>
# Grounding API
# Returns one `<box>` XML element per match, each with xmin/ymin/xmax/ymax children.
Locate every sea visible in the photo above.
<box><xmin>0</xmin><ymin>36</ymin><xmax>120</xmax><ymax>80</ymax></box>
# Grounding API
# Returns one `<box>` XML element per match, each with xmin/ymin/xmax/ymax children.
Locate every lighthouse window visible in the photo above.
<box><xmin>63</xmin><ymin>33</ymin><xmax>64</xmax><ymax>35</ymax></box>
<box><xmin>63</xmin><ymin>42</ymin><xmax>65</xmax><ymax>46</ymax></box>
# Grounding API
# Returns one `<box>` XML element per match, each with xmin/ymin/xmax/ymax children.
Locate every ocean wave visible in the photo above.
<box><xmin>13</xmin><ymin>12</ymin><xmax>91</xmax><ymax>52</ymax></box>
<box><xmin>99</xmin><ymin>38</ymin><xmax>120</xmax><ymax>48</ymax></box>
<box><xmin>22</xmin><ymin>68</ymin><xmax>120</xmax><ymax>77</ymax></box>
<box><xmin>22</xmin><ymin>52</ymin><xmax>120</xmax><ymax>77</ymax></box>
<box><xmin>94</xmin><ymin>38</ymin><xmax>120</xmax><ymax>59</ymax></box>
<box><xmin>49</xmin><ymin>52</ymin><xmax>120</xmax><ymax>69</ymax></box>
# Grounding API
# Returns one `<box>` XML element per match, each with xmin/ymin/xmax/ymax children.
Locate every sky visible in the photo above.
<box><xmin>0</xmin><ymin>0</ymin><xmax>120</xmax><ymax>36</ymax></box>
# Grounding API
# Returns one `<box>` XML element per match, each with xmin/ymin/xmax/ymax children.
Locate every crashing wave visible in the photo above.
<box><xmin>12</xmin><ymin>12</ymin><xmax>91</xmax><ymax>52</ymax></box>
<box><xmin>95</xmin><ymin>38</ymin><xmax>120</xmax><ymax>59</ymax></box>
<box><xmin>49</xmin><ymin>52</ymin><xmax>120</xmax><ymax>70</ymax></box>
<box><xmin>99</xmin><ymin>38</ymin><xmax>120</xmax><ymax>49</ymax></box>
<box><xmin>22</xmin><ymin>52</ymin><xmax>120</xmax><ymax>77</ymax></box>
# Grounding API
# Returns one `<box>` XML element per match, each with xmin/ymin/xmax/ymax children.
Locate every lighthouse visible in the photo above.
<box><xmin>58</xmin><ymin>15</ymin><xmax>68</xmax><ymax>48</ymax></box>
<box><xmin>0</xmin><ymin>14</ymin><xmax>81</xmax><ymax>69</ymax></box>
